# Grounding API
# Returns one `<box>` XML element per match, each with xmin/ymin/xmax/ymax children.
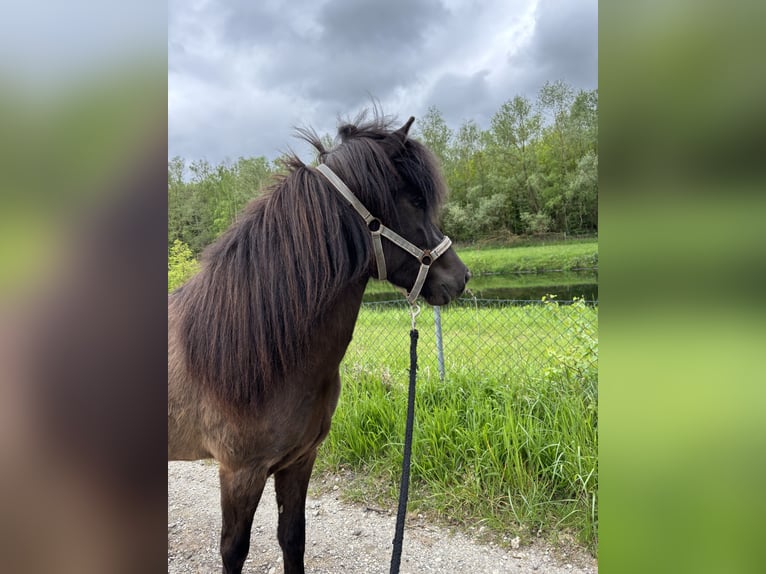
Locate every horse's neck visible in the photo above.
<box><xmin>306</xmin><ymin>277</ymin><xmax>369</xmax><ymax>366</ymax></box>
<box><xmin>324</xmin><ymin>276</ymin><xmax>369</xmax><ymax>335</ymax></box>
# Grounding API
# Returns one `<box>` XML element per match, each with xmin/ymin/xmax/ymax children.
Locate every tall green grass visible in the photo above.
<box><xmin>316</xmin><ymin>299</ymin><xmax>598</xmax><ymax>551</ymax></box>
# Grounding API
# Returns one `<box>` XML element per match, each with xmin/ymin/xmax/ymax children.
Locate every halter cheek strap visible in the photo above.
<box><xmin>315</xmin><ymin>163</ymin><xmax>452</xmax><ymax>305</ymax></box>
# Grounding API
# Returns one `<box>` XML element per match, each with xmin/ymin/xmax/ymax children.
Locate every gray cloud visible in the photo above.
<box><xmin>530</xmin><ymin>0</ymin><xmax>597</xmax><ymax>84</ymax></box>
<box><xmin>169</xmin><ymin>0</ymin><xmax>597</xmax><ymax>163</ymax></box>
<box><xmin>505</xmin><ymin>0</ymin><xmax>598</xmax><ymax>98</ymax></box>
<box><xmin>425</xmin><ymin>70</ymin><xmax>494</xmax><ymax>126</ymax></box>
<box><xmin>318</xmin><ymin>0</ymin><xmax>448</xmax><ymax>51</ymax></box>
<box><xmin>220</xmin><ymin>2</ymin><xmax>294</xmax><ymax>47</ymax></box>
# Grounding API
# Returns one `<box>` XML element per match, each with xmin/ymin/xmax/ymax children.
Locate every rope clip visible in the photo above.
<box><xmin>409</xmin><ymin>303</ymin><xmax>421</xmax><ymax>331</ymax></box>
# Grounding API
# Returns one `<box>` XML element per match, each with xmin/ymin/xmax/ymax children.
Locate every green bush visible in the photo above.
<box><xmin>168</xmin><ymin>239</ymin><xmax>199</xmax><ymax>291</ymax></box>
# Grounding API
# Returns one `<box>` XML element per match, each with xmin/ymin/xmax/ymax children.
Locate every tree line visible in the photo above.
<box><xmin>169</xmin><ymin>80</ymin><xmax>597</xmax><ymax>257</ymax></box>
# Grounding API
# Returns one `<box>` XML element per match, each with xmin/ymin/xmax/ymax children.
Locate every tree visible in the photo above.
<box><xmin>565</xmin><ymin>151</ymin><xmax>598</xmax><ymax>232</ymax></box>
<box><xmin>168</xmin><ymin>156</ymin><xmax>275</xmax><ymax>256</ymax></box>
<box><xmin>415</xmin><ymin>106</ymin><xmax>453</xmax><ymax>168</ymax></box>
<box><xmin>569</xmin><ymin>89</ymin><xmax>598</xmax><ymax>159</ymax></box>
<box><xmin>486</xmin><ymin>95</ymin><xmax>543</xmax><ymax>233</ymax></box>
<box><xmin>449</xmin><ymin>119</ymin><xmax>486</xmax><ymax>205</ymax></box>
<box><xmin>535</xmin><ymin>81</ymin><xmax>594</xmax><ymax>233</ymax></box>
<box><xmin>168</xmin><ymin>156</ymin><xmax>188</xmax><ymax>250</ymax></box>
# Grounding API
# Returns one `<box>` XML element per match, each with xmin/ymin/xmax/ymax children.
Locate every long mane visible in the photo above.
<box><xmin>173</xmin><ymin>111</ymin><xmax>447</xmax><ymax>408</ymax></box>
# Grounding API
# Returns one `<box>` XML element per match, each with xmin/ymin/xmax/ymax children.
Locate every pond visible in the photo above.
<box><xmin>363</xmin><ymin>269</ymin><xmax>598</xmax><ymax>304</ymax></box>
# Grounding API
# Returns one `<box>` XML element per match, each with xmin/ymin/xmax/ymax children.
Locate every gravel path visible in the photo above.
<box><xmin>168</xmin><ymin>461</ymin><xmax>597</xmax><ymax>574</ymax></box>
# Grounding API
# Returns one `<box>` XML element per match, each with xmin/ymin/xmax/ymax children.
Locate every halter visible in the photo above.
<box><xmin>316</xmin><ymin>163</ymin><xmax>452</xmax><ymax>305</ymax></box>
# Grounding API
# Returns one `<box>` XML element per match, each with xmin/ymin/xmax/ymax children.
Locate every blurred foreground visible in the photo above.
<box><xmin>0</xmin><ymin>3</ymin><xmax>167</xmax><ymax>572</ymax></box>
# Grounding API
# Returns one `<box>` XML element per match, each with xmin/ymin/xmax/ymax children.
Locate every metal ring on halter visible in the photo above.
<box><xmin>405</xmin><ymin>235</ymin><xmax>451</xmax><ymax>304</ymax></box>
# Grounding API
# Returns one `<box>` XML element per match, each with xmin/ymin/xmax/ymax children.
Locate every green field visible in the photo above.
<box><xmin>457</xmin><ymin>241</ymin><xmax>598</xmax><ymax>275</ymax></box>
<box><xmin>316</xmin><ymin>298</ymin><xmax>598</xmax><ymax>551</ymax></box>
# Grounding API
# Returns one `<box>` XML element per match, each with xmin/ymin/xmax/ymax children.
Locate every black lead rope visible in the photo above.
<box><xmin>389</xmin><ymin>327</ymin><xmax>419</xmax><ymax>574</ymax></box>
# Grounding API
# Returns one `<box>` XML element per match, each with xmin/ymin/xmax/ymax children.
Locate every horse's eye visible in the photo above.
<box><xmin>410</xmin><ymin>195</ymin><xmax>426</xmax><ymax>210</ymax></box>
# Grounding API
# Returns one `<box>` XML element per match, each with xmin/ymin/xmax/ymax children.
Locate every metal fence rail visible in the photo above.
<box><xmin>341</xmin><ymin>297</ymin><xmax>598</xmax><ymax>384</ymax></box>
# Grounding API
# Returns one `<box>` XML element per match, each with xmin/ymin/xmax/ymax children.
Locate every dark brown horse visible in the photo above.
<box><xmin>168</xmin><ymin>112</ymin><xmax>469</xmax><ymax>574</ymax></box>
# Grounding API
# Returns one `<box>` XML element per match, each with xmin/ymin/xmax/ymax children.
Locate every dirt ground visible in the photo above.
<box><xmin>168</xmin><ymin>461</ymin><xmax>597</xmax><ymax>574</ymax></box>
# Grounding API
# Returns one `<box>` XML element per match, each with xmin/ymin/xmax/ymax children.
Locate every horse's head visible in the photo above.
<box><xmin>318</xmin><ymin>115</ymin><xmax>470</xmax><ymax>306</ymax></box>
<box><xmin>376</xmin><ymin>117</ymin><xmax>470</xmax><ymax>305</ymax></box>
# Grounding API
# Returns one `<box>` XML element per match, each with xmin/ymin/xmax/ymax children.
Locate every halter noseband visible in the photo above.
<box><xmin>316</xmin><ymin>163</ymin><xmax>452</xmax><ymax>305</ymax></box>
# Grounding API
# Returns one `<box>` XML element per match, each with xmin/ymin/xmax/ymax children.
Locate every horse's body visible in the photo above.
<box><xmin>168</xmin><ymin>113</ymin><xmax>468</xmax><ymax>574</ymax></box>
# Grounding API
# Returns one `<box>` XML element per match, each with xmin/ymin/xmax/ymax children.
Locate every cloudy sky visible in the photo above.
<box><xmin>169</xmin><ymin>0</ymin><xmax>597</xmax><ymax>164</ymax></box>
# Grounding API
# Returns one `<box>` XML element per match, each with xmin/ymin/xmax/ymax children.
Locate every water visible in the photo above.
<box><xmin>363</xmin><ymin>269</ymin><xmax>598</xmax><ymax>303</ymax></box>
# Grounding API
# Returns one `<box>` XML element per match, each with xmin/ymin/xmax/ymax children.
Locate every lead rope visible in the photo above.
<box><xmin>389</xmin><ymin>304</ymin><xmax>420</xmax><ymax>574</ymax></box>
<box><xmin>313</xmin><ymin>164</ymin><xmax>435</xmax><ymax>571</ymax></box>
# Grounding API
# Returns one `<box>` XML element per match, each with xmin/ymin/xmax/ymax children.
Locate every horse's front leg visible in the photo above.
<box><xmin>219</xmin><ymin>464</ymin><xmax>267</xmax><ymax>574</ymax></box>
<box><xmin>274</xmin><ymin>451</ymin><xmax>318</xmax><ymax>574</ymax></box>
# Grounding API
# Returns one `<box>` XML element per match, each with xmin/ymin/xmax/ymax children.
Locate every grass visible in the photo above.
<box><xmin>456</xmin><ymin>241</ymin><xmax>598</xmax><ymax>275</ymax></box>
<box><xmin>314</xmin><ymin>298</ymin><xmax>598</xmax><ymax>552</ymax></box>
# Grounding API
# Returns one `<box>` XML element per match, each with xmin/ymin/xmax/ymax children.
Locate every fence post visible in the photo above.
<box><xmin>434</xmin><ymin>305</ymin><xmax>445</xmax><ymax>381</ymax></box>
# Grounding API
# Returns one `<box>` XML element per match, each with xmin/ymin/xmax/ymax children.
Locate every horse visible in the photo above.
<box><xmin>168</xmin><ymin>112</ymin><xmax>470</xmax><ymax>574</ymax></box>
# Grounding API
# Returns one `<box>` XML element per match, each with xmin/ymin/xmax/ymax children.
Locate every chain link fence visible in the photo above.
<box><xmin>341</xmin><ymin>297</ymin><xmax>598</xmax><ymax>384</ymax></box>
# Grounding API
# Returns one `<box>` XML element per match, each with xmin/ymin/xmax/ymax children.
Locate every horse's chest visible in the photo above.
<box><xmin>215</xmin><ymin>373</ymin><xmax>341</xmax><ymax>471</ymax></box>
<box><xmin>277</xmin><ymin>375</ymin><xmax>341</xmax><ymax>454</ymax></box>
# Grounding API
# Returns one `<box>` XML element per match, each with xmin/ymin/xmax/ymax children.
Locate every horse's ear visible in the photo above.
<box><xmin>338</xmin><ymin>124</ymin><xmax>358</xmax><ymax>141</ymax></box>
<box><xmin>394</xmin><ymin>116</ymin><xmax>415</xmax><ymax>141</ymax></box>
